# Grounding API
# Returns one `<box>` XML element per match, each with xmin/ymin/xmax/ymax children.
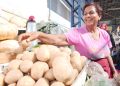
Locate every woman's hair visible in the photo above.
<box><xmin>83</xmin><ymin>2</ymin><xmax>103</xmax><ymax>17</ymax></box>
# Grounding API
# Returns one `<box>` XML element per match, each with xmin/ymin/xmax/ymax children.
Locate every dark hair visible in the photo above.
<box><xmin>83</xmin><ymin>2</ymin><xmax>103</xmax><ymax>16</ymax></box>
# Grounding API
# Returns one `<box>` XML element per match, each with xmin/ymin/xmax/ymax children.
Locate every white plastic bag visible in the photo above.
<box><xmin>85</xmin><ymin>74</ymin><xmax>118</xmax><ymax>86</ymax></box>
<box><xmin>87</xmin><ymin>62</ymin><xmax>108</xmax><ymax>78</ymax></box>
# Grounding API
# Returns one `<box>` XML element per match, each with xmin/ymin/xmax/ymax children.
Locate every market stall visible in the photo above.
<box><xmin>0</xmin><ymin>5</ymin><xmax>119</xmax><ymax>86</ymax></box>
<box><xmin>0</xmin><ymin>10</ymin><xmax>88</xmax><ymax>85</ymax></box>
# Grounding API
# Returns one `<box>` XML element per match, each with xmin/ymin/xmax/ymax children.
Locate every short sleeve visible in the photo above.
<box><xmin>101</xmin><ymin>30</ymin><xmax>112</xmax><ymax>48</ymax></box>
<box><xmin>64</xmin><ymin>28</ymin><xmax>80</xmax><ymax>45</ymax></box>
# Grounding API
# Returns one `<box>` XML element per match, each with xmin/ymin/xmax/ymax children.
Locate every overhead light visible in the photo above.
<box><xmin>108</xmin><ymin>7</ymin><xmax>120</xmax><ymax>11</ymax></box>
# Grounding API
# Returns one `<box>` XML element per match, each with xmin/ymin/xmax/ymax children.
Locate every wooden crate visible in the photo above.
<box><xmin>72</xmin><ymin>61</ymin><xmax>90</xmax><ymax>86</ymax></box>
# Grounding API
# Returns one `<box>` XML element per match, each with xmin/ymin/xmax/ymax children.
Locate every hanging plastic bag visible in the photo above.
<box><xmin>85</xmin><ymin>74</ymin><xmax>118</xmax><ymax>86</ymax></box>
<box><xmin>115</xmin><ymin>73</ymin><xmax>120</xmax><ymax>86</ymax></box>
<box><xmin>86</xmin><ymin>62</ymin><xmax>109</xmax><ymax>78</ymax></box>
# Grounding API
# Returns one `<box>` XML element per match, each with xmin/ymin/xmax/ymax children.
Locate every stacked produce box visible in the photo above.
<box><xmin>0</xmin><ymin>8</ymin><xmax>28</xmax><ymax>63</ymax></box>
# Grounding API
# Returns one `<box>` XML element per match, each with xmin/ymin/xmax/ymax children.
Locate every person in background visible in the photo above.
<box><xmin>99</xmin><ymin>23</ymin><xmax>116</xmax><ymax>52</ymax></box>
<box><xmin>117</xmin><ymin>26</ymin><xmax>120</xmax><ymax>36</ymax></box>
<box><xmin>18</xmin><ymin>3</ymin><xmax>118</xmax><ymax>78</ymax></box>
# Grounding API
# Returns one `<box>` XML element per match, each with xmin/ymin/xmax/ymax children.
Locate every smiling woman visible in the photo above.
<box><xmin>83</xmin><ymin>3</ymin><xmax>102</xmax><ymax>30</ymax></box>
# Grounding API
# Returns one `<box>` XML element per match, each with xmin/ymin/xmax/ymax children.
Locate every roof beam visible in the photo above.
<box><xmin>108</xmin><ymin>7</ymin><xmax>120</xmax><ymax>11</ymax></box>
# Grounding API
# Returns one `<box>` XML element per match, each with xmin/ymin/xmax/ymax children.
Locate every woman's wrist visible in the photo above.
<box><xmin>112</xmin><ymin>68</ymin><xmax>117</xmax><ymax>73</ymax></box>
<box><xmin>37</xmin><ymin>32</ymin><xmax>42</xmax><ymax>39</ymax></box>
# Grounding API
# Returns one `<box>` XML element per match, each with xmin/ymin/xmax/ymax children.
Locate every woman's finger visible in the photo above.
<box><xmin>26</xmin><ymin>32</ymin><xmax>40</xmax><ymax>42</ymax></box>
<box><xmin>18</xmin><ymin>33</ymin><xmax>31</xmax><ymax>42</ymax></box>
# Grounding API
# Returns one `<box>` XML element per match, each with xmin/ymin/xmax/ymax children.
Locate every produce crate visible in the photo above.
<box><xmin>72</xmin><ymin>61</ymin><xmax>90</xmax><ymax>86</ymax></box>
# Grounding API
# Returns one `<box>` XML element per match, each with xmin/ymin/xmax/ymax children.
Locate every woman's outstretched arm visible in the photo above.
<box><xmin>18</xmin><ymin>32</ymin><xmax>69</xmax><ymax>46</ymax></box>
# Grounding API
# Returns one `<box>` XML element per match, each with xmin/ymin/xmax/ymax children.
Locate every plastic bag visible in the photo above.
<box><xmin>36</xmin><ymin>21</ymin><xmax>69</xmax><ymax>34</ymax></box>
<box><xmin>115</xmin><ymin>74</ymin><xmax>120</xmax><ymax>86</ymax></box>
<box><xmin>86</xmin><ymin>62</ymin><xmax>108</xmax><ymax>78</ymax></box>
<box><xmin>85</xmin><ymin>74</ymin><xmax>117</xmax><ymax>86</ymax></box>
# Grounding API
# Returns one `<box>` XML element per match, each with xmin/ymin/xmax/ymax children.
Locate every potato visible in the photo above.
<box><xmin>19</xmin><ymin>60</ymin><xmax>33</xmax><ymax>73</ymax></box>
<box><xmin>65</xmin><ymin>69</ymin><xmax>78</xmax><ymax>85</ymax></box>
<box><xmin>70</xmin><ymin>51</ymin><xmax>83</xmax><ymax>72</ymax></box>
<box><xmin>59</xmin><ymin>47</ymin><xmax>71</xmax><ymax>55</ymax></box>
<box><xmin>49</xmin><ymin>52</ymin><xmax>70</xmax><ymax>68</ymax></box>
<box><xmin>31</xmin><ymin>61</ymin><xmax>49</xmax><ymax>80</ymax></box>
<box><xmin>0</xmin><ymin>74</ymin><xmax>5</xmax><ymax>86</ymax></box>
<box><xmin>51</xmin><ymin>81</ymin><xmax>65</xmax><ymax>86</ymax></box>
<box><xmin>5</xmin><ymin>69</ymin><xmax>23</xmax><ymax>84</ymax></box>
<box><xmin>0</xmin><ymin>24</ymin><xmax>18</xmax><ymax>40</ymax></box>
<box><xmin>17</xmin><ymin>75</ymin><xmax>35</xmax><ymax>86</ymax></box>
<box><xmin>80</xmin><ymin>56</ymin><xmax>87</xmax><ymax>66</ymax></box>
<box><xmin>47</xmin><ymin>45</ymin><xmax>61</xmax><ymax>67</ymax></box>
<box><xmin>47</xmin><ymin>45</ymin><xmax>60</xmax><ymax>58</ymax></box>
<box><xmin>16</xmin><ymin>53</ymin><xmax>23</xmax><ymax>60</ymax></box>
<box><xmin>34</xmin><ymin>78</ymin><xmax>49</xmax><ymax>86</ymax></box>
<box><xmin>0</xmin><ymin>40</ymin><xmax>23</xmax><ymax>53</ymax></box>
<box><xmin>8</xmin><ymin>83</ymin><xmax>16</xmax><ymax>86</ymax></box>
<box><xmin>44</xmin><ymin>68</ymin><xmax>55</xmax><ymax>81</ymax></box>
<box><xmin>35</xmin><ymin>45</ymin><xmax>50</xmax><ymax>62</ymax></box>
<box><xmin>0</xmin><ymin>52</ymin><xmax>16</xmax><ymax>64</ymax></box>
<box><xmin>52</xmin><ymin>55</ymin><xmax>73</xmax><ymax>82</ymax></box>
<box><xmin>21</xmin><ymin>51</ymin><xmax>37</xmax><ymax>62</ymax></box>
<box><xmin>8</xmin><ymin>59</ymin><xmax>22</xmax><ymax>71</ymax></box>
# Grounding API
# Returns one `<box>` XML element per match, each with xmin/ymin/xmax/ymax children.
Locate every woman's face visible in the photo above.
<box><xmin>83</xmin><ymin>6</ymin><xmax>101</xmax><ymax>27</ymax></box>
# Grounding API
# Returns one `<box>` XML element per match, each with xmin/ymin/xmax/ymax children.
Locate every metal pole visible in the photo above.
<box><xmin>78</xmin><ymin>0</ymin><xmax>81</xmax><ymax>27</ymax></box>
<box><xmin>70</xmin><ymin>0</ymin><xmax>74</xmax><ymax>27</ymax></box>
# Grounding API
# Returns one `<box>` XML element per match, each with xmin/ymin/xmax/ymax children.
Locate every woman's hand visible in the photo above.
<box><xmin>113</xmin><ymin>70</ymin><xmax>118</xmax><ymax>78</ymax></box>
<box><xmin>18</xmin><ymin>32</ymin><xmax>31</xmax><ymax>42</ymax></box>
<box><xmin>18</xmin><ymin>32</ymin><xmax>40</xmax><ymax>42</ymax></box>
<box><xmin>18</xmin><ymin>32</ymin><xmax>41</xmax><ymax>50</ymax></box>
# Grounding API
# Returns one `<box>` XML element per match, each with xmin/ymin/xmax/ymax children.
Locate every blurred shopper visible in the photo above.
<box><xmin>18</xmin><ymin>3</ymin><xmax>117</xmax><ymax>78</ymax></box>
<box><xmin>117</xmin><ymin>26</ymin><xmax>120</xmax><ymax>36</ymax></box>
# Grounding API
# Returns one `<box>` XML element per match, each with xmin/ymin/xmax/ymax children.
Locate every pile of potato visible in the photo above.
<box><xmin>0</xmin><ymin>44</ymin><xmax>87</xmax><ymax>86</ymax></box>
<box><xmin>0</xmin><ymin>23</ymin><xmax>18</xmax><ymax>41</ymax></box>
<box><xmin>0</xmin><ymin>40</ymin><xmax>25</xmax><ymax>64</ymax></box>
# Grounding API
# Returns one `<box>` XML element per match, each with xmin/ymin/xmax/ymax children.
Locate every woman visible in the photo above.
<box><xmin>19</xmin><ymin>3</ymin><xmax>117</xmax><ymax>78</ymax></box>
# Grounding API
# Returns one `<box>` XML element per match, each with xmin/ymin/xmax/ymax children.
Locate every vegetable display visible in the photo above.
<box><xmin>0</xmin><ymin>44</ymin><xmax>87</xmax><ymax>86</ymax></box>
